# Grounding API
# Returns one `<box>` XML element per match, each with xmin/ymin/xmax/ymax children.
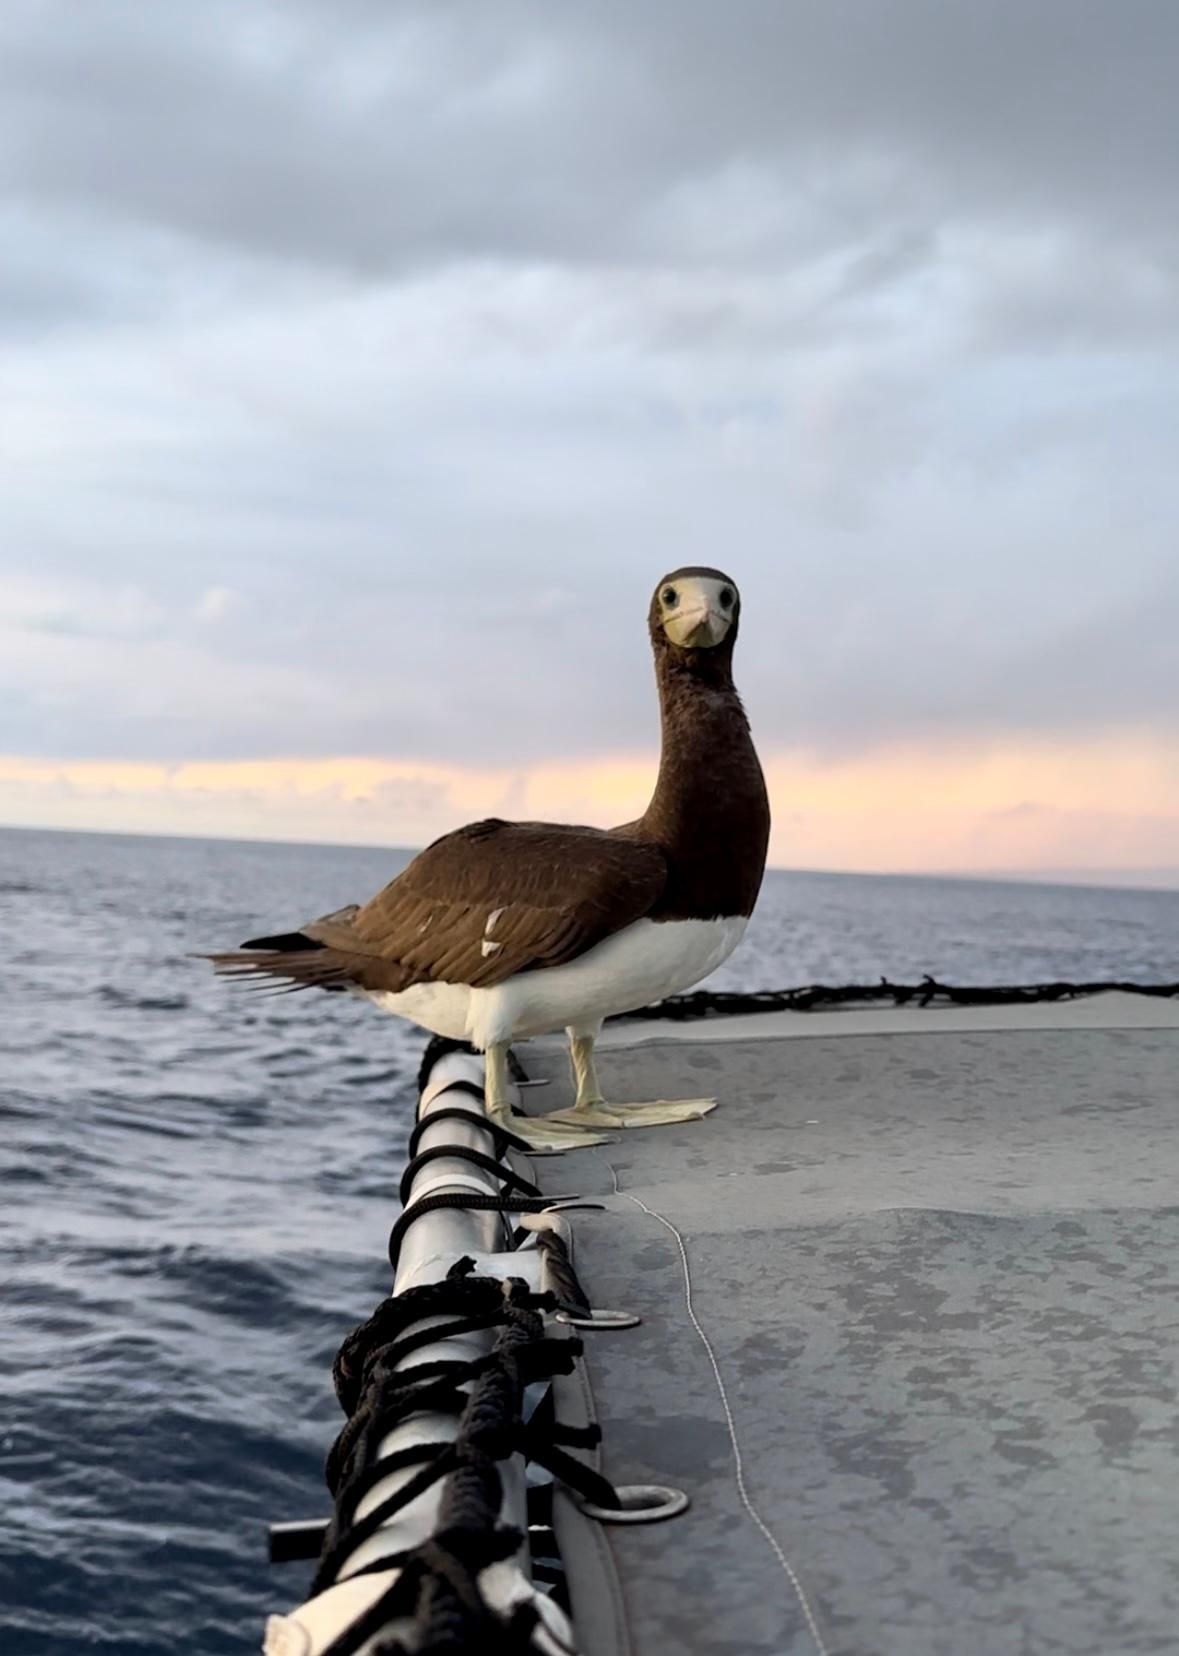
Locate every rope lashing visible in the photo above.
<box><xmin>313</xmin><ymin>1261</ymin><xmax>618</xmax><ymax>1655</ymax></box>
<box><xmin>611</xmin><ymin>974</ymin><xmax>1179</xmax><ymax>1022</ymax></box>
<box><xmin>267</xmin><ymin>1042</ymin><xmax>666</xmax><ymax>1655</ymax></box>
<box><xmin>297</xmin><ymin>1054</ymin><xmax>623</xmax><ymax>1653</ymax></box>
<box><xmin>387</xmin><ymin>1191</ymin><xmax>558</xmax><ymax>1273</ymax></box>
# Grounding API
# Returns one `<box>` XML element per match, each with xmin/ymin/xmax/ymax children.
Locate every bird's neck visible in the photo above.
<box><xmin>640</xmin><ymin>657</ymin><xmax>770</xmax><ymax>919</ymax></box>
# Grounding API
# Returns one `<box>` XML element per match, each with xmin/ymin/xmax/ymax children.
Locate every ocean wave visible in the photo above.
<box><xmin>96</xmin><ymin>986</ymin><xmax>191</xmax><ymax>1014</ymax></box>
<box><xmin>7</xmin><ymin>825</ymin><xmax>1179</xmax><ymax>1656</ymax></box>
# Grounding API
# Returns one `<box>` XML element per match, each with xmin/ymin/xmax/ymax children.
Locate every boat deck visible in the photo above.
<box><xmin>523</xmin><ymin>993</ymin><xmax>1179</xmax><ymax>1656</ymax></box>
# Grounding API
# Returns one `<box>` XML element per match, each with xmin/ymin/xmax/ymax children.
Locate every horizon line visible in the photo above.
<box><xmin>2</xmin><ymin>818</ymin><xmax>1177</xmax><ymax>897</ymax></box>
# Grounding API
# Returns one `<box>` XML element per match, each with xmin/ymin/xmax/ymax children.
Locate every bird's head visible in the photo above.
<box><xmin>649</xmin><ymin>568</ymin><xmax>741</xmax><ymax>664</ymax></box>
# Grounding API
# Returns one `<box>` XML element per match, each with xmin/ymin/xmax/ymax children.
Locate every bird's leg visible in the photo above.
<box><xmin>547</xmin><ymin>1033</ymin><xmax>718</xmax><ymax>1129</ymax></box>
<box><xmin>569</xmin><ymin>1034</ymin><xmax>607</xmax><ymax>1109</ymax></box>
<box><xmin>483</xmin><ymin>1041</ymin><xmax>611</xmax><ymax>1152</ymax></box>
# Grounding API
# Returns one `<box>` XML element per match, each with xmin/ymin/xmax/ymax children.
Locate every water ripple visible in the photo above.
<box><xmin>3</xmin><ymin>826</ymin><xmax>1178</xmax><ymax>1655</ymax></box>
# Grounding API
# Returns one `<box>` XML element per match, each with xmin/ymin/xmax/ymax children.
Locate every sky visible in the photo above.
<box><xmin>2</xmin><ymin>1</ymin><xmax>1177</xmax><ymax>881</ymax></box>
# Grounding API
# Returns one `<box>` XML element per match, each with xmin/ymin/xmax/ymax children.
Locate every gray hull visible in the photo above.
<box><xmin>536</xmin><ymin>992</ymin><xmax>1179</xmax><ymax>1655</ymax></box>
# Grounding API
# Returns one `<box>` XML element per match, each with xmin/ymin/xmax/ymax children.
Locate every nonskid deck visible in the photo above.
<box><xmin>525</xmin><ymin>997</ymin><xmax>1179</xmax><ymax>1654</ymax></box>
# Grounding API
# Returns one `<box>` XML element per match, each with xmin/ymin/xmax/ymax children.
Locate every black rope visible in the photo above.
<box><xmin>387</xmin><ymin>1191</ymin><xmax>555</xmax><ymax>1274</ymax></box>
<box><xmin>609</xmin><ymin>974</ymin><xmax>1179</xmax><ymax>1022</ymax></box>
<box><xmin>406</xmin><ymin>1102</ymin><xmax>532</xmax><ymax>1161</ymax></box>
<box><xmin>275</xmin><ymin>1038</ymin><xmax>612</xmax><ymax>1652</ymax></box>
<box><xmin>416</xmin><ymin>1035</ymin><xmax>478</xmax><ymax>1090</ymax></box>
<box><xmin>387</xmin><ymin>1061</ymin><xmax>565</xmax><ymax>1270</ymax></box>
<box><xmin>314</xmin><ymin>1260</ymin><xmax>618</xmax><ymax>1656</ymax></box>
<box><xmin>397</xmin><ymin>1144</ymin><xmax>542</xmax><ymax>1207</ymax></box>
<box><xmin>417</xmin><ymin>1034</ymin><xmax>532</xmax><ymax>1089</ymax></box>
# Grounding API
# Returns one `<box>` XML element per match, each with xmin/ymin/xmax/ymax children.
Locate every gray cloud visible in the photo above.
<box><xmin>0</xmin><ymin>0</ymin><xmax>1177</xmax><ymax>773</ymax></box>
<box><xmin>3</xmin><ymin>1</ymin><xmax>1179</xmax><ymax>300</ymax></box>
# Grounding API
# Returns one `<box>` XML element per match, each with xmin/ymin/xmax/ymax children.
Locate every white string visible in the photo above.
<box><xmin>602</xmin><ymin>1157</ymin><xmax>834</xmax><ymax>1656</ymax></box>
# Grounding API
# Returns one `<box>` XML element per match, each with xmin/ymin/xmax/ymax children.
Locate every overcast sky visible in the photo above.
<box><xmin>2</xmin><ymin>1</ymin><xmax>1176</xmax><ymax>876</ymax></box>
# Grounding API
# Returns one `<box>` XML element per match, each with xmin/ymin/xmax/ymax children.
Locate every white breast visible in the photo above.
<box><xmin>368</xmin><ymin>915</ymin><xmax>747</xmax><ymax>1050</ymax></box>
<box><xmin>366</xmin><ymin>977</ymin><xmax>475</xmax><ymax>1042</ymax></box>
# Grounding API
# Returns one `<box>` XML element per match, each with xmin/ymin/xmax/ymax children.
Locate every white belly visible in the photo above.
<box><xmin>366</xmin><ymin>915</ymin><xmax>747</xmax><ymax>1049</ymax></box>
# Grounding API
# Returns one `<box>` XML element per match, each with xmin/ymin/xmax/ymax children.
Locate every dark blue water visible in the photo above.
<box><xmin>3</xmin><ymin>826</ymin><xmax>1177</xmax><ymax>1655</ymax></box>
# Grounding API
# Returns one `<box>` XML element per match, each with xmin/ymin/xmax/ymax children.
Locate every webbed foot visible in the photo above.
<box><xmin>547</xmin><ymin>1097</ymin><xmax>717</xmax><ymax>1130</ymax></box>
<box><xmin>487</xmin><ymin>1105</ymin><xmax>613</xmax><ymax>1152</ymax></box>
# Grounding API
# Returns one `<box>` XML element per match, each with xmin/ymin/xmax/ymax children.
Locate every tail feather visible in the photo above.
<box><xmin>205</xmin><ymin>943</ymin><xmax>411</xmax><ymax>995</ymax></box>
<box><xmin>241</xmin><ymin>903</ymin><xmax>361</xmax><ymax>953</ymax></box>
<box><xmin>203</xmin><ymin>903</ymin><xmax>376</xmax><ymax>994</ymax></box>
<box><xmin>238</xmin><ymin>929</ymin><xmax>324</xmax><ymax>952</ymax></box>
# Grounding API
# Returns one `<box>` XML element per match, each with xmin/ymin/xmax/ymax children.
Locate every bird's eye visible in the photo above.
<box><xmin>662</xmin><ymin>586</ymin><xmax>678</xmax><ymax>607</ymax></box>
<box><xmin>720</xmin><ymin>586</ymin><xmax>734</xmax><ymax>609</ymax></box>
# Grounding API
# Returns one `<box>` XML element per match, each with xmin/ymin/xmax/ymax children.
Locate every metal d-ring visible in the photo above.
<box><xmin>578</xmin><ymin>1484</ymin><xmax>690</xmax><ymax>1524</ymax></box>
<box><xmin>555</xmin><ymin>1307</ymin><xmax>641</xmax><ymax>1330</ymax></box>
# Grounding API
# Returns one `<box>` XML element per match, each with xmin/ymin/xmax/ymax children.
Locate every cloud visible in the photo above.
<box><xmin>3</xmin><ymin>284</ymin><xmax>1175</xmax><ymax>767</ymax></box>
<box><xmin>3</xmin><ymin>2</ymin><xmax>1177</xmax><ymax>279</ymax></box>
<box><xmin>3</xmin><ymin>575</ymin><xmax>165</xmax><ymax>640</ymax></box>
<box><xmin>0</xmin><ymin>1</ymin><xmax>1176</xmax><ymax>868</ymax></box>
<box><xmin>193</xmin><ymin>586</ymin><xmax>242</xmax><ymax>623</ymax></box>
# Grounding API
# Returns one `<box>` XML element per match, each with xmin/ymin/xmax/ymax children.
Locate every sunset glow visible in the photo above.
<box><xmin>3</xmin><ymin>732</ymin><xmax>1175</xmax><ymax>882</ymax></box>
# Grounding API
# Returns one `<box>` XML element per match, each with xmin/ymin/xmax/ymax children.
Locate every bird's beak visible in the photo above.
<box><xmin>663</xmin><ymin>597</ymin><xmax>729</xmax><ymax>649</ymax></box>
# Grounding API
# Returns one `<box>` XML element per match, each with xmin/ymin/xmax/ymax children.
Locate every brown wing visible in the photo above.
<box><xmin>209</xmin><ymin>819</ymin><xmax>667</xmax><ymax>994</ymax></box>
<box><xmin>342</xmin><ymin>818</ymin><xmax>667</xmax><ymax>986</ymax></box>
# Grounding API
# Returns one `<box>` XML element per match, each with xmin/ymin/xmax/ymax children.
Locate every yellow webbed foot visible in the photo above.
<box><xmin>547</xmin><ymin>1097</ymin><xmax>717</xmax><ymax>1130</ymax></box>
<box><xmin>490</xmin><ymin>1107</ymin><xmax>613</xmax><ymax>1152</ymax></box>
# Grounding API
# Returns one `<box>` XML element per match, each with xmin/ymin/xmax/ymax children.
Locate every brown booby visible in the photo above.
<box><xmin>208</xmin><ymin>569</ymin><xmax>770</xmax><ymax>1150</ymax></box>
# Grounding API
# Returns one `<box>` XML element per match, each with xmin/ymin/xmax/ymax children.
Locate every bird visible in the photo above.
<box><xmin>207</xmin><ymin>568</ymin><xmax>770</xmax><ymax>1151</ymax></box>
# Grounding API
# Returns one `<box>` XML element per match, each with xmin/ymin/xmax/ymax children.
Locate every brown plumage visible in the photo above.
<box><xmin>626</xmin><ymin>566</ymin><xmax>769</xmax><ymax>919</ymax></box>
<box><xmin>211</xmin><ymin>821</ymin><xmax>667</xmax><ymax>994</ymax></box>
<box><xmin>206</xmin><ymin>565</ymin><xmax>769</xmax><ymax>1006</ymax></box>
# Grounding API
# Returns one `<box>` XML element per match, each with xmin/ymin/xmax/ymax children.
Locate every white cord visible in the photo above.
<box><xmin>603</xmin><ymin>1157</ymin><xmax>834</xmax><ymax>1656</ymax></box>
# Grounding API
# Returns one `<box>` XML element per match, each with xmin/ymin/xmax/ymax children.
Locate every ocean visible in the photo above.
<box><xmin>3</xmin><ymin>825</ymin><xmax>1178</xmax><ymax>1655</ymax></box>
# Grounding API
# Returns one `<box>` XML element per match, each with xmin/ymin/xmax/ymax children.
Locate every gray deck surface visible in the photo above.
<box><xmin>527</xmin><ymin>998</ymin><xmax>1179</xmax><ymax>1656</ymax></box>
